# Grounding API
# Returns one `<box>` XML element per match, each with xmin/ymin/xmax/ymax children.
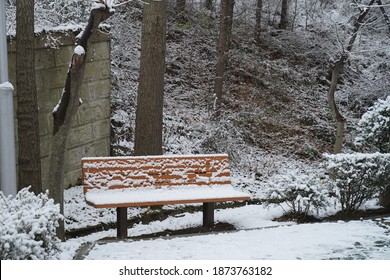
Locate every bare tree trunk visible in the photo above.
<box><xmin>226</xmin><ymin>0</ymin><xmax>234</xmax><ymax>49</ymax></box>
<box><xmin>347</xmin><ymin>0</ymin><xmax>375</xmax><ymax>51</ymax></box>
<box><xmin>205</xmin><ymin>0</ymin><xmax>213</xmax><ymax>11</ymax></box>
<box><xmin>214</xmin><ymin>0</ymin><xmax>234</xmax><ymax>117</ymax></box>
<box><xmin>16</xmin><ymin>0</ymin><xmax>42</xmax><ymax>194</ymax></box>
<box><xmin>255</xmin><ymin>0</ymin><xmax>263</xmax><ymax>43</ymax></box>
<box><xmin>176</xmin><ymin>0</ymin><xmax>186</xmax><ymax>14</ymax></box>
<box><xmin>376</xmin><ymin>0</ymin><xmax>390</xmax><ymax>33</ymax></box>
<box><xmin>175</xmin><ymin>0</ymin><xmax>186</xmax><ymax>22</ymax></box>
<box><xmin>48</xmin><ymin>4</ymin><xmax>114</xmax><ymax>240</ymax></box>
<box><xmin>134</xmin><ymin>0</ymin><xmax>167</xmax><ymax>156</ymax></box>
<box><xmin>279</xmin><ymin>0</ymin><xmax>289</xmax><ymax>29</ymax></box>
<box><xmin>291</xmin><ymin>0</ymin><xmax>299</xmax><ymax>31</ymax></box>
<box><xmin>327</xmin><ymin>56</ymin><xmax>346</xmax><ymax>154</ymax></box>
<box><xmin>327</xmin><ymin>0</ymin><xmax>374</xmax><ymax>153</ymax></box>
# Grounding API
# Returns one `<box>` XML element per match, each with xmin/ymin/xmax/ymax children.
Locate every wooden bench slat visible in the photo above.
<box><xmin>82</xmin><ymin>167</ymin><xmax>230</xmax><ymax>176</ymax></box>
<box><xmin>82</xmin><ymin>154</ymin><xmax>235</xmax><ymax>190</ymax></box>
<box><xmin>83</xmin><ymin>160</ymin><xmax>229</xmax><ymax>166</ymax></box>
<box><xmin>82</xmin><ymin>154</ymin><xmax>230</xmax><ymax>161</ymax></box>
<box><xmin>83</xmin><ymin>180</ymin><xmax>234</xmax><ymax>194</ymax></box>
<box><xmin>82</xmin><ymin>172</ymin><xmax>232</xmax><ymax>180</ymax></box>
<box><xmin>85</xmin><ymin>180</ymin><xmax>232</xmax><ymax>190</ymax></box>
<box><xmin>86</xmin><ymin>196</ymin><xmax>250</xmax><ymax>208</ymax></box>
<box><xmin>82</xmin><ymin>166</ymin><xmax>229</xmax><ymax>174</ymax></box>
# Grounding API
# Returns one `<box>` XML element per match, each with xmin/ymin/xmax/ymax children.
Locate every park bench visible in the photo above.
<box><xmin>82</xmin><ymin>153</ymin><xmax>250</xmax><ymax>238</ymax></box>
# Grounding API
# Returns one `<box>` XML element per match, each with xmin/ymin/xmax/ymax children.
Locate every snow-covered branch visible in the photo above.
<box><xmin>5</xmin><ymin>0</ymin><xmax>132</xmax><ymax>35</ymax></box>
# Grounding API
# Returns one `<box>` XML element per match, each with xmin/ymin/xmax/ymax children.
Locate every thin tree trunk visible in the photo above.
<box><xmin>175</xmin><ymin>0</ymin><xmax>186</xmax><ymax>23</ymax></box>
<box><xmin>214</xmin><ymin>0</ymin><xmax>234</xmax><ymax>117</ymax></box>
<box><xmin>346</xmin><ymin>0</ymin><xmax>375</xmax><ymax>52</ymax></box>
<box><xmin>376</xmin><ymin>0</ymin><xmax>390</xmax><ymax>33</ymax></box>
<box><xmin>255</xmin><ymin>0</ymin><xmax>263</xmax><ymax>43</ymax></box>
<box><xmin>48</xmin><ymin>4</ymin><xmax>114</xmax><ymax>240</ymax></box>
<box><xmin>292</xmin><ymin>0</ymin><xmax>298</xmax><ymax>31</ymax></box>
<box><xmin>327</xmin><ymin>0</ymin><xmax>374</xmax><ymax>153</ymax></box>
<box><xmin>176</xmin><ymin>0</ymin><xmax>186</xmax><ymax>14</ymax></box>
<box><xmin>205</xmin><ymin>0</ymin><xmax>213</xmax><ymax>11</ymax></box>
<box><xmin>134</xmin><ymin>0</ymin><xmax>167</xmax><ymax>156</ymax></box>
<box><xmin>16</xmin><ymin>0</ymin><xmax>42</xmax><ymax>194</ymax></box>
<box><xmin>279</xmin><ymin>0</ymin><xmax>289</xmax><ymax>29</ymax></box>
<box><xmin>327</xmin><ymin>56</ymin><xmax>346</xmax><ymax>154</ymax></box>
<box><xmin>226</xmin><ymin>0</ymin><xmax>235</xmax><ymax>49</ymax></box>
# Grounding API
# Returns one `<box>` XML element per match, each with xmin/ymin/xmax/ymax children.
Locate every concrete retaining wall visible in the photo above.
<box><xmin>7</xmin><ymin>30</ymin><xmax>111</xmax><ymax>188</ymax></box>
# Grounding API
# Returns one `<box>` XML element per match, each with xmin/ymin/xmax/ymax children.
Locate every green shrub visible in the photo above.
<box><xmin>355</xmin><ymin>96</ymin><xmax>390</xmax><ymax>153</ymax></box>
<box><xmin>265</xmin><ymin>170</ymin><xmax>330</xmax><ymax>218</ymax></box>
<box><xmin>324</xmin><ymin>153</ymin><xmax>390</xmax><ymax>213</ymax></box>
<box><xmin>0</xmin><ymin>188</ymin><xmax>62</xmax><ymax>260</ymax></box>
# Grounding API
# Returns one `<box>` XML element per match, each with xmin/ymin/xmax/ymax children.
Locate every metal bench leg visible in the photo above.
<box><xmin>116</xmin><ymin>207</ymin><xmax>128</xmax><ymax>238</ymax></box>
<box><xmin>203</xmin><ymin>202</ymin><xmax>215</xmax><ymax>228</ymax></box>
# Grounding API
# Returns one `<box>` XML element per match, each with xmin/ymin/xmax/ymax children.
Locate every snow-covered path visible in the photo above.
<box><xmin>59</xmin><ymin>189</ymin><xmax>390</xmax><ymax>260</ymax></box>
<box><xmin>85</xmin><ymin>220</ymin><xmax>389</xmax><ymax>260</ymax></box>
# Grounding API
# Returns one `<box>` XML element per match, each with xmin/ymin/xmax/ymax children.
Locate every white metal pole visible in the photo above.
<box><xmin>0</xmin><ymin>0</ymin><xmax>17</xmax><ymax>197</ymax></box>
<box><xmin>0</xmin><ymin>1</ymin><xmax>8</xmax><ymax>81</ymax></box>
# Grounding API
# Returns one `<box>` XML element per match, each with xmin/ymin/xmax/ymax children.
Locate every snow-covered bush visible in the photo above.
<box><xmin>324</xmin><ymin>153</ymin><xmax>390</xmax><ymax>213</ymax></box>
<box><xmin>265</xmin><ymin>170</ymin><xmax>330</xmax><ymax>219</ymax></box>
<box><xmin>355</xmin><ymin>95</ymin><xmax>390</xmax><ymax>153</ymax></box>
<box><xmin>0</xmin><ymin>188</ymin><xmax>62</xmax><ymax>260</ymax></box>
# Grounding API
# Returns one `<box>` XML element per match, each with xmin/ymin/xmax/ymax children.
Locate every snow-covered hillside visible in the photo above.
<box><xmin>107</xmin><ymin>0</ymin><xmax>390</xmax><ymax>187</ymax></box>
<box><xmin>5</xmin><ymin>0</ymin><xmax>390</xmax><ymax>182</ymax></box>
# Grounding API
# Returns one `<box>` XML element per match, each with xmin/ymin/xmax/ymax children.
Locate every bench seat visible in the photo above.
<box><xmin>85</xmin><ymin>184</ymin><xmax>250</xmax><ymax>208</ymax></box>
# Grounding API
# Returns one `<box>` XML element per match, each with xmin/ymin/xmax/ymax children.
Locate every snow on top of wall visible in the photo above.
<box><xmin>35</xmin><ymin>23</ymin><xmax>86</xmax><ymax>35</ymax></box>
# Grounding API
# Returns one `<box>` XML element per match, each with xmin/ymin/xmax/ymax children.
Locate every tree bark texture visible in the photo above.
<box><xmin>346</xmin><ymin>0</ymin><xmax>375</xmax><ymax>52</ymax></box>
<box><xmin>205</xmin><ymin>0</ymin><xmax>213</xmax><ymax>11</ymax></box>
<box><xmin>48</xmin><ymin>4</ymin><xmax>114</xmax><ymax>240</ymax></box>
<box><xmin>327</xmin><ymin>0</ymin><xmax>374</xmax><ymax>154</ymax></box>
<box><xmin>226</xmin><ymin>0</ymin><xmax>235</xmax><ymax>49</ymax></box>
<box><xmin>214</xmin><ymin>0</ymin><xmax>234</xmax><ymax>117</ymax></box>
<box><xmin>175</xmin><ymin>0</ymin><xmax>187</xmax><ymax>23</ymax></box>
<box><xmin>255</xmin><ymin>0</ymin><xmax>263</xmax><ymax>43</ymax></box>
<box><xmin>279</xmin><ymin>0</ymin><xmax>289</xmax><ymax>29</ymax></box>
<box><xmin>327</xmin><ymin>56</ymin><xmax>346</xmax><ymax>154</ymax></box>
<box><xmin>376</xmin><ymin>1</ymin><xmax>390</xmax><ymax>33</ymax></box>
<box><xmin>134</xmin><ymin>0</ymin><xmax>167</xmax><ymax>156</ymax></box>
<box><xmin>176</xmin><ymin>0</ymin><xmax>186</xmax><ymax>15</ymax></box>
<box><xmin>16</xmin><ymin>0</ymin><xmax>42</xmax><ymax>194</ymax></box>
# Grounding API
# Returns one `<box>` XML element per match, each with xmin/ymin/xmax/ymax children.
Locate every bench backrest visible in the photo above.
<box><xmin>82</xmin><ymin>154</ymin><xmax>231</xmax><ymax>192</ymax></box>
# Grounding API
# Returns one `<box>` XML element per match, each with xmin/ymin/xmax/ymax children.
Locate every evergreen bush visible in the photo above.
<box><xmin>265</xmin><ymin>170</ymin><xmax>330</xmax><ymax>219</ymax></box>
<box><xmin>0</xmin><ymin>188</ymin><xmax>62</xmax><ymax>260</ymax></box>
<box><xmin>324</xmin><ymin>153</ymin><xmax>390</xmax><ymax>213</ymax></box>
<box><xmin>355</xmin><ymin>95</ymin><xmax>390</xmax><ymax>153</ymax></box>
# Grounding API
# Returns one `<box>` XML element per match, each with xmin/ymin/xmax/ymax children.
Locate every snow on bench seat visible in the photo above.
<box><xmin>85</xmin><ymin>184</ymin><xmax>251</xmax><ymax>208</ymax></box>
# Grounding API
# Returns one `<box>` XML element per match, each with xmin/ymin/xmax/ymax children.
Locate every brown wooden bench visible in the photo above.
<box><xmin>82</xmin><ymin>154</ymin><xmax>250</xmax><ymax>238</ymax></box>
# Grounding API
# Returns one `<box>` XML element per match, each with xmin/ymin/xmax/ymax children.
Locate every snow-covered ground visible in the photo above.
<box><xmin>59</xmin><ymin>186</ymin><xmax>390</xmax><ymax>260</ymax></box>
<box><xmin>85</xmin><ymin>219</ymin><xmax>389</xmax><ymax>260</ymax></box>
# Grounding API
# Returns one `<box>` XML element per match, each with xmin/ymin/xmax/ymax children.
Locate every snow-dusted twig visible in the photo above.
<box><xmin>113</xmin><ymin>0</ymin><xmax>134</xmax><ymax>8</ymax></box>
